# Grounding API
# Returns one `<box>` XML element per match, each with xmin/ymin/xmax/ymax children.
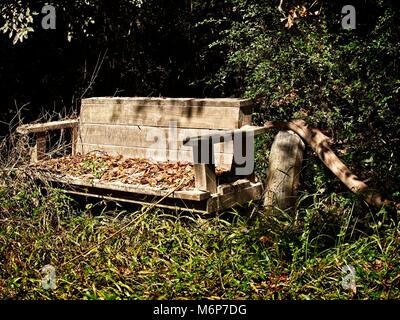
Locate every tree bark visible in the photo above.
<box><xmin>264</xmin><ymin>119</ymin><xmax>398</xmax><ymax>209</ymax></box>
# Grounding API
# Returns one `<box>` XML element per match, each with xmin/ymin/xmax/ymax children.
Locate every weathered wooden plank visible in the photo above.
<box><xmin>78</xmin><ymin>124</ymin><xmax>233</xmax><ymax>153</ymax></box>
<box><xmin>49</xmin><ymin>175</ymin><xmax>165</xmax><ymax>196</ymax></box>
<box><xmin>189</xmin><ymin>98</ymin><xmax>253</xmax><ymax>108</ymax></box>
<box><xmin>174</xmin><ymin>190</ymin><xmax>211</xmax><ymax>201</ymax></box>
<box><xmin>239</xmin><ymin>106</ymin><xmax>253</xmax><ymax>127</ymax></box>
<box><xmin>80</xmin><ymin>103</ymin><xmax>241</xmax><ymax>129</ymax></box>
<box><xmin>82</xmin><ymin>97</ymin><xmax>253</xmax><ymax>108</ymax></box>
<box><xmin>194</xmin><ymin>163</ymin><xmax>217</xmax><ymax>193</ymax></box>
<box><xmin>217</xmin><ymin>179</ymin><xmax>251</xmax><ymax>195</ymax></box>
<box><xmin>263</xmin><ymin>130</ymin><xmax>305</xmax><ymax>210</ymax></box>
<box><xmin>77</xmin><ymin>143</ymin><xmax>233</xmax><ymax>169</ymax></box>
<box><xmin>183</xmin><ymin>125</ymin><xmax>268</xmax><ymax>146</ymax></box>
<box><xmin>71</xmin><ymin>126</ymin><xmax>78</xmax><ymax>156</ymax></box>
<box><xmin>207</xmin><ymin>182</ymin><xmax>263</xmax><ymax>212</ymax></box>
<box><xmin>17</xmin><ymin>119</ymin><xmax>79</xmax><ymax>134</ymax></box>
<box><xmin>41</xmin><ymin>174</ymin><xmax>211</xmax><ymax>201</ymax></box>
<box><xmin>30</xmin><ymin>132</ymin><xmax>46</xmax><ymax>163</ymax></box>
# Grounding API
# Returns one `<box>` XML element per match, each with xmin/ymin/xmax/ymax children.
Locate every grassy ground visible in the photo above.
<box><xmin>0</xmin><ymin>170</ymin><xmax>399</xmax><ymax>300</ymax></box>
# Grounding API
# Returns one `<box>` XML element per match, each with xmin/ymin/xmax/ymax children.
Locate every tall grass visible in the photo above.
<box><xmin>0</xmin><ymin>175</ymin><xmax>398</xmax><ymax>299</ymax></box>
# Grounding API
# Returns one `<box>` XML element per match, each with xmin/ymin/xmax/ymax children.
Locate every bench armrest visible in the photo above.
<box><xmin>16</xmin><ymin>119</ymin><xmax>79</xmax><ymax>162</ymax></box>
<box><xmin>16</xmin><ymin>119</ymin><xmax>79</xmax><ymax>135</ymax></box>
<box><xmin>183</xmin><ymin>125</ymin><xmax>268</xmax><ymax>146</ymax></box>
<box><xmin>184</xmin><ymin>126</ymin><xmax>267</xmax><ymax>193</ymax></box>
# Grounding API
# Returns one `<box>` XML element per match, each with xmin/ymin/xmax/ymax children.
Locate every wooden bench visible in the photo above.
<box><xmin>17</xmin><ymin>97</ymin><xmax>267</xmax><ymax>213</ymax></box>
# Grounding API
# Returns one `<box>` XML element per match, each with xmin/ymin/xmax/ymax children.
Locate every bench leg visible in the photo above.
<box><xmin>31</xmin><ymin>132</ymin><xmax>46</xmax><ymax>162</ymax></box>
<box><xmin>71</xmin><ymin>126</ymin><xmax>78</xmax><ymax>156</ymax></box>
<box><xmin>192</xmin><ymin>138</ymin><xmax>217</xmax><ymax>193</ymax></box>
<box><xmin>194</xmin><ymin>163</ymin><xmax>217</xmax><ymax>193</ymax></box>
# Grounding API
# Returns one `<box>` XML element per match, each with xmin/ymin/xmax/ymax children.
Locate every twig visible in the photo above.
<box><xmin>278</xmin><ymin>0</ymin><xmax>287</xmax><ymax>18</ymax></box>
<box><xmin>80</xmin><ymin>49</ymin><xmax>108</xmax><ymax>99</ymax></box>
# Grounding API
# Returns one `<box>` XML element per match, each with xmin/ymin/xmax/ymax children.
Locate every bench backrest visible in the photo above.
<box><xmin>77</xmin><ymin>97</ymin><xmax>253</xmax><ymax>168</ymax></box>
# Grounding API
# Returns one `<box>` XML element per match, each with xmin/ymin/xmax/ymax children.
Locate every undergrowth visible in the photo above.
<box><xmin>0</xmin><ymin>170</ymin><xmax>398</xmax><ymax>299</ymax></box>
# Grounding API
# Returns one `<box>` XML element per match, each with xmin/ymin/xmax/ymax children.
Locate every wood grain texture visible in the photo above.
<box><xmin>71</xmin><ymin>126</ymin><xmax>78</xmax><ymax>156</ymax></box>
<box><xmin>194</xmin><ymin>163</ymin><xmax>217</xmax><ymax>193</ymax></box>
<box><xmin>207</xmin><ymin>182</ymin><xmax>263</xmax><ymax>212</ymax></box>
<box><xmin>17</xmin><ymin>119</ymin><xmax>79</xmax><ymax>134</ymax></box>
<box><xmin>263</xmin><ymin>130</ymin><xmax>305</xmax><ymax>210</ymax></box>
<box><xmin>80</xmin><ymin>102</ymin><xmax>241</xmax><ymax>129</ymax></box>
<box><xmin>41</xmin><ymin>174</ymin><xmax>211</xmax><ymax>201</ymax></box>
<box><xmin>82</xmin><ymin>97</ymin><xmax>253</xmax><ymax>108</ymax></box>
<box><xmin>30</xmin><ymin>132</ymin><xmax>46</xmax><ymax>163</ymax></box>
<box><xmin>78</xmin><ymin>124</ymin><xmax>233</xmax><ymax>153</ymax></box>
<box><xmin>183</xmin><ymin>125</ymin><xmax>268</xmax><ymax>146</ymax></box>
<box><xmin>217</xmin><ymin>179</ymin><xmax>251</xmax><ymax>195</ymax></box>
<box><xmin>239</xmin><ymin>106</ymin><xmax>253</xmax><ymax>127</ymax></box>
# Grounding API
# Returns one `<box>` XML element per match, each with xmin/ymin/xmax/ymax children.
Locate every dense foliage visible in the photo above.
<box><xmin>0</xmin><ymin>0</ymin><xmax>399</xmax><ymax>299</ymax></box>
<box><xmin>207</xmin><ymin>0</ymin><xmax>400</xmax><ymax>198</ymax></box>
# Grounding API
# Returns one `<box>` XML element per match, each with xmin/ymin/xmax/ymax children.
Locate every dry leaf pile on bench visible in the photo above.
<box><xmin>31</xmin><ymin>152</ymin><xmax>228</xmax><ymax>191</ymax></box>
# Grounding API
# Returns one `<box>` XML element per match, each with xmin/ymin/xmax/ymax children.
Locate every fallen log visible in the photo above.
<box><xmin>264</xmin><ymin>119</ymin><xmax>399</xmax><ymax>209</ymax></box>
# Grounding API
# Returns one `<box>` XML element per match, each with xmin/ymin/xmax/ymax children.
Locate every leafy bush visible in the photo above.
<box><xmin>201</xmin><ymin>0</ymin><xmax>400</xmax><ymax>198</ymax></box>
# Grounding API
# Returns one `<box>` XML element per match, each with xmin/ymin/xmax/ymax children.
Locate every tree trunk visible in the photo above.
<box><xmin>263</xmin><ymin>130</ymin><xmax>305</xmax><ymax>211</ymax></box>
